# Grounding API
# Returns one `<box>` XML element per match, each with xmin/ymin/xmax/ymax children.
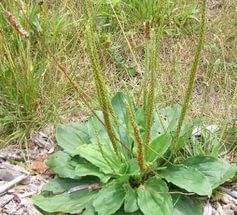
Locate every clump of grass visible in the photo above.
<box><xmin>5</xmin><ymin>11</ymin><xmax>29</xmax><ymax>38</ymax></box>
<box><xmin>97</xmin><ymin>0</ymin><xmax>198</xmax><ymax>35</ymax></box>
<box><xmin>0</xmin><ymin>1</ymin><xmax>82</xmax><ymax>146</ymax></box>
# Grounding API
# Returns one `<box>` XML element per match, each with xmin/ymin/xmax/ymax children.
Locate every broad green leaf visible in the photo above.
<box><xmin>86</xmin><ymin>111</ymin><xmax>110</xmax><ymax>144</ymax></box>
<box><xmin>146</xmin><ymin>134</ymin><xmax>171</xmax><ymax>163</ymax></box>
<box><xmin>123</xmin><ymin>184</ymin><xmax>138</xmax><ymax>213</ymax></box>
<box><xmin>47</xmin><ymin>151</ymin><xmax>79</xmax><ymax>179</ymax></box>
<box><xmin>115</xmin><ymin>210</ymin><xmax>143</xmax><ymax>215</ymax></box>
<box><xmin>160</xmin><ymin>165</ymin><xmax>212</xmax><ymax>196</ymax></box>
<box><xmin>126</xmin><ymin>159</ymin><xmax>140</xmax><ymax>176</ymax></box>
<box><xmin>135</xmin><ymin>108</ymin><xmax>145</xmax><ymax>133</ymax></box>
<box><xmin>75</xmin><ymin>163</ymin><xmax>110</xmax><ymax>183</ymax></box>
<box><xmin>41</xmin><ymin>177</ymin><xmax>97</xmax><ymax>195</ymax></box>
<box><xmin>93</xmin><ymin>180</ymin><xmax>126</xmax><ymax>215</ymax></box>
<box><xmin>56</xmin><ymin>123</ymin><xmax>90</xmax><ymax>155</ymax></box>
<box><xmin>152</xmin><ymin>105</ymin><xmax>192</xmax><ymax>147</ymax></box>
<box><xmin>82</xmin><ymin>205</ymin><xmax>96</xmax><ymax>215</ymax></box>
<box><xmin>183</xmin><ymin>156</ymin><xmax>237</xmax><ymax>189</ymax></box>
<box><xmin>111</xmin><ymin>92</ymin><xmax>133</xmax><ymax>152</ymax></box>
<box><xmin>158</xmin><ymin>105</ymin><xmax>182</xmax><ymax>131</ymax></box>
<box><xmin>137</xmin><ymin>177</ymin><xmax>172</xmax><ymax>215</ymax></box>
<box><xmin>150</xmin><ymin>105</ymin><xmax>181</xmax><ymax>137</ymax></box>
<box><xmin>173</xmin><ymin>195</ymin><xmax>203</xmax><ymax>215</ymax></box>
<box><xmin>74</xmin><ymin>144</ymin><xmax>122</xmax><ymax>174</ymax></box>
<box><xmin>111</xmin><ymin>92</ymin><xmax>127</xmax><ymax>120</ymax></box>
<box><xmin>33</xmin><ymin>190</ymin><xmax>96</xmax><ymax>214</ymax></box>
<box><xmin>42</xmin><ymin>178</ymin><xmax>82</xmax><ymax>195</ymax></box>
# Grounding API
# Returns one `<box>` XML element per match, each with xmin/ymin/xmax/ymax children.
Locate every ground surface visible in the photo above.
<box><xmin>0</xmin><ymin>127</ymin><xmax>236</xmax><ymax>215</ymax></box>
<box><xmin>0</xmin><ymin>126</ymin><xmax>54</xmax><ymax>215</ymax></box>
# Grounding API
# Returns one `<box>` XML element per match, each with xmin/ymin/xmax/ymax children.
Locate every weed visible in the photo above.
<box><xmin>32</xmin><ymin>1</ymin><xmax>236</xmax><ymax>214</ymax></box>
<box><xmin>0</xmin><ymin>1</ymin><xmax>81</xmax><ymax>145</ymax></box>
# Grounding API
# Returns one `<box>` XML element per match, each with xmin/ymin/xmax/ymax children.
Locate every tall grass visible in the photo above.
<box><xmin>0</xmin><ymin>0</ymin><xmax>236</xmax><ymax>158</ymax></box>
<box><xmin>97</xmin><ymin>0</ymin><xmax>198</xmax><ymax>35</ymax></box>
<box><xmin>0</xmin><ymin>1</ymin><xmax>82</xmax><ymax>145</ymax></box>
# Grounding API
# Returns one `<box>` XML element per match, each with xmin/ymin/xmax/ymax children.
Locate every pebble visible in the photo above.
<box><xmin>204</xmin><ymin>201</ymin><xmax>213</xmax><ymax>215</ymax></box>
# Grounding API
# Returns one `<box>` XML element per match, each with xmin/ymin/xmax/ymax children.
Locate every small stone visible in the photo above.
<box><xmin>204</xmin><ymin>202</ymin><xmax>213</xmax><ymax>215</ymax></box>
<box><xmin>228</xmin><ymin>191</ymin><xmax>237</xmax><ymax>199</ymax></box>
<box><xmin>222</xmin><ymin>188</ymin><xmax>237</xmax><ymax>199</ymax></box>
<box><xmin>0</xmin><ymin>162</ymin><xmax>30</xmax><ymax>185</ymax></box>
<box><xmin>0</xmin><ymin>194</ymin><xmax>14</xmax><ymax>207</ymax></box>
<box><xmin>216</xmin><ymin>202</ymin><xmax>224</xmax><ymax>214</ymax></box>
<box><xmin>229</xmin><ymin>204</ymin><xmax>237</xmax><ymax>212</ymax></box>
<box><xmin>222</xmin><ymin>209</ymin><xmax>234</xmax><ymax>215</ymax></box>
<box><xmin>211</xmin><ymin>208</ymin><xmax>218</xmax><ymax>215</ymax></box>
<box><xmin>223</xmin><ymin>204</ymin><xmax>231</xmax><ymax>210</ymax></box>
<box><xmin>221</xmin><ymin>194</ymin><xmax>231</xmax><ymax>204</ymax></box>
<box><xmin>0</xmin><ymin>146</ymin><xmax>23</xmax><ymax>161</ymax></box>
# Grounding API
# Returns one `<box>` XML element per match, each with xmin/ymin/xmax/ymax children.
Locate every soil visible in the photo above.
<box><xmin>0</xmin><ymin>126</ymin><xmax>54</xmax><ymax>215</ymax></box>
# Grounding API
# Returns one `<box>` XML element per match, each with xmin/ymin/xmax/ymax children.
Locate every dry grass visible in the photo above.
<box><xmin>0</xmin><ymin>0</ymin><xmax>236</xmax><ymax>154</ymax></box>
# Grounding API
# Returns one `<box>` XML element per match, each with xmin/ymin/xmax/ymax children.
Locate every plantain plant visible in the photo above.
<box><xmin>33</xmin><ymin>1</ymin><xmax>236</xmax><ymax>214</ymax></box>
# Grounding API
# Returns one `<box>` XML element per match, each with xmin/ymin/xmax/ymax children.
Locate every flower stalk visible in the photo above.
<box><xmin>143</xmin><ymin>29</ymin><xmax>157</xmax><ymax>149</ymax></box>
<box><xmin>127</xmin><ymin>103</ymin><xmax>146</xmax><ymax>172</ymax></box>
<box><xmin>172</xmin><ymin>0</ymin><xmax>207</xmax><ymax>153</ymax></box>
<box><xmin>84</xmin><ymin>2</ymin><xmax>120</xmax><ymax>155</ymax></box>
